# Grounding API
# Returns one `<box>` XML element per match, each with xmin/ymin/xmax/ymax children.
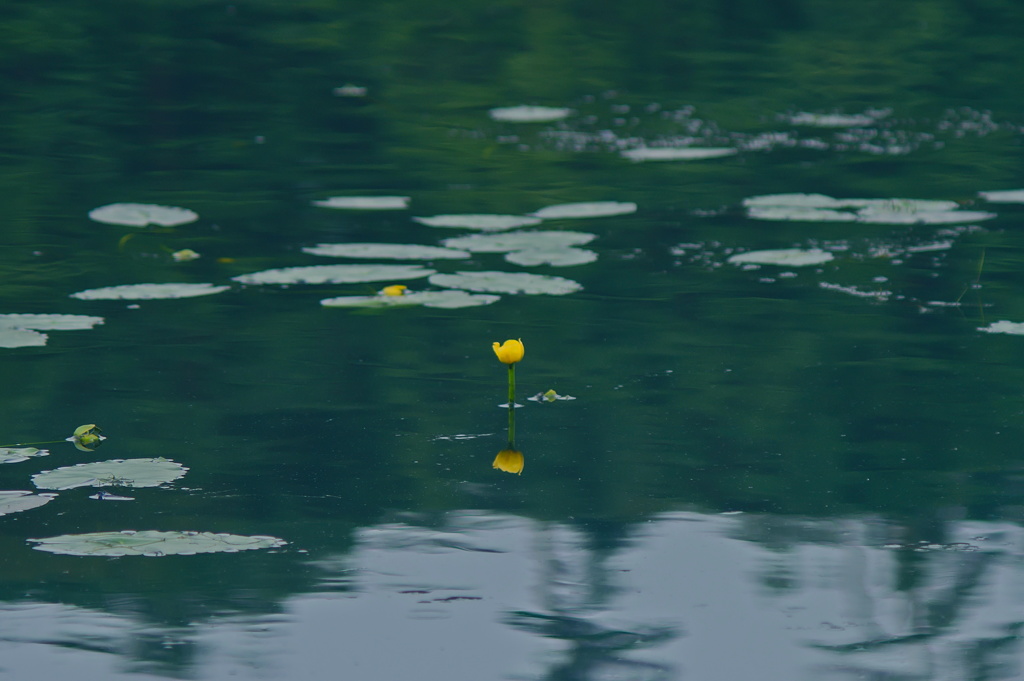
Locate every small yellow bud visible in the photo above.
<box><xmin>492</xmin><ymin>339</ymin><xmax>524</xmax><ymax>364</ymax></box>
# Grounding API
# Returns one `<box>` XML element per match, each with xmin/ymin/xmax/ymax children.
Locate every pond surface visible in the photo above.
<box><xmin>3</xmin><ymin>2</ymin><xmax>1024</xmax><ymax>679</ymax></box>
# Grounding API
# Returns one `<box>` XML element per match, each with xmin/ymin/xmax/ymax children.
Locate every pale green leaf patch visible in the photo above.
<box><xmin>441</xmin><ymin>230</ymin><xmax>596</xmax><ymax>253</ymax></box>
<box><xmin>430</xmin><ymin>271</ymin><xmax>582</xmax><ymax>295</ymax></box>
<box><xmin>489</xmin><ymin>105</ymin><xmax>572</xmax><ymax>123</ymax></box>
<box><xmin>70</xmin><ymin>283</ymin><xmax>230</xmax><ymax>300</ymax></box>
<box><xmin>311</xmin><ymin>196</ymin><xmax>410</xmax><ymax>210</ymax></box>
<box><xmin>28</xmin><ymin>530</ymin><xmax>287</xmax><ymax>557</ymax></box>
<box><xmin>302</xmin><ymin>243</ymin><xmax>470</xmax><ymax>260</ymax></box>
<box><xmin>0</xmin><ymin>491</ymin><xmax>57</xmax><ymax>517</ymax></box>
<box><xmin>32</xmin><ymin>458</ymin><xmax>188</xmax><ymax>490</ymax></box>
<box><xmin>505</xmin><ymin>248</ymin><xmax>598</xmax><ymax>267</ymax></box>
<box><xmin>530</xmin><ymin>201</ymin><xmax>637</xmax><ymax>220</ymax></box>
<box><xmin>621</xmin><ymin>147</ymin><xmax>738</xmax><ymax>162</ymax></box>
<box><xmin>88</xmin><ymin>203</ymin><xmax>198</xmax><ymax>227</ymax></box>
<box><xmin>321</xmin><ymin>290</ymin><xmax>500</xmax><ymax>309</ymax></box>
<box><xmin>0</xmin><ymin>448</ymin><xmax>49</xmax><ymax>464</ymax></box>
<box><xmin>412</xmin><ymin>214</ymin><xmax>542</xmax><ymax>231</ymax></box>
<box><xmin>728</xmin><ymin>248</ymin><xmax>835</xmax><ymax>267</ymax></box>
<box><xmin>233</xmin><ymin>264</ymin><xmax>435</xmax><ymax>285</ymax></box>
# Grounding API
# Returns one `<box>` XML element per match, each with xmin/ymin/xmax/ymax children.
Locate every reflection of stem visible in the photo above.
<box><xmin>507</xmin><ymin>404</ymin><xmax>516</xmax><ymax>447</ymax></box>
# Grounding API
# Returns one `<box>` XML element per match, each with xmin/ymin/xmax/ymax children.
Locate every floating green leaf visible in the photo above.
<box><xmin>979</xmin><ymin>321</ymin><xmax>1024</xmax><ymax>336</ymax></box>
<box><xmin>311</xmin><ymin>196</ymin><xmax>410</xmax><ymax>210</ymax></box>
<box><xmin>0</xmin><ymin>327</ymin><xmax>47</xmax><ymax>348</ymax></box>
<box><xmin>489</xmin><ymin>105</ymin><xmax>572</xmax><ymax>122</ymax></box>
<box><xmin>743</xmin><ymin>194</ymin><xmax>996</xmax><ymax>224</ymax></box>
<box><xmin>621</xmin><ymin>147</ymin><xmax>738</xmax><ymax>162</ymax></box>
<box><xmin>70</xmin><ymin>283</ymin><xmax>230</xmax><ymax>300</ymax></box>
<box><xmin>232</xmin><ymin>264</ymin><xmax>435</xmax><ymax>286</ymax></box>
<box><xmin>429</xmin><ymin>271</ymin><xmax>582</xmax><ymax>295</ymax></box>
<box><xmin>530</xmin><ymin>202</ymin><xmax>637</xmax><ymax>220</ymax></box>
<box><xmin>88</xmin><ymin>203</ymin><xmax>199</xmax><ymax>227</ymax></box>
<box><xmin>302</xmin><ymin>243</ymin><xmax>470</xmax><ymax>260</ymax></box>
<box><xmin>0</xmin><ymin>448</ymin><xmax>49</xmax><ymax>464</ymax></box>
<box><xmin>0</xmin><ymin>314</ymin><xmax>105</xmax><ymax>331</ymax></box>
<box><xmin>441</xmin><ymin>230</ymin><xmax>596</xmax><ymax>253</ymax></box>
<box><xmin>321</xmin><ymin>290</ymin><xmax>500</xmax><ymax>309</ymax></box>
<box><xmin>784</xmin><ymin>112</ymin><xmax>881</xmax><ymax>127</ymax></box>
<box><xmin>32</xmin><ymin>458</ymin><xmax>188</xmax><ymax>490</ymax></box>
<box><xmin>979</xmin><ymin>189</ymin><xmax>1024</xmax><ymax>203</ymax></box>
<box><xmin>505</xmin><ymin>248</ymin><xmax>598</xmax><ymax>267</ymax></box>
<box><xmin>28</xmin><ymin>530</ymin><xmax>287</xmax><ymax>557</ymax></box>
<box><xmin>728</xmin><ymin>249</ymin><xmax>835</xmax><ymax>267</ymax></box>
<box><xmin>412</xmin><ymin>214</ymin><xmax>542</xmax><ymax>231</ymax></box>
<box><xmin>0</xmin><ymin>491</ymin><xmax>56</xmax><ymax>516</ymax></box>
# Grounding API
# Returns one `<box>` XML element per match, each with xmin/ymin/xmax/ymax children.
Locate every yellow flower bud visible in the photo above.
<box><xmin>380</xmin><ymin>285</ymin><xmax>408</xmax><ymax>297</ymax></box>
<box><xmin>492</xmin><ymin>449</ymin><xmax>524</xmax><ymax>475</ymax></box>
<box><xmin>492</xmin><ymin>338</ymin><xmax>524</xmax><ymax>364</ymax></box>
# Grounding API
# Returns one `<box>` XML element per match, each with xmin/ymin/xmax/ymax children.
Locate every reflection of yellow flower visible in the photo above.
<box><xmin>493</xmin><ymin>449</ymin><xmax>524</xmax><ymax>475</ymax></box>
<box><xmin>492</xmin><ymin>339</ymin><xmax>524</xmax><ymax>364</ymax></box>
<box><xmin>381</xmin><ymin>285</ymin><xmax>408</xmax><ymax>296</ymax></box>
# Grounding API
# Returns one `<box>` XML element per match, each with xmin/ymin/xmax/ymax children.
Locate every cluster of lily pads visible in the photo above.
<box><xmin>0</xmin><ymin>427</ymin><xmax>286</xmax><ymax>557</ymax></box>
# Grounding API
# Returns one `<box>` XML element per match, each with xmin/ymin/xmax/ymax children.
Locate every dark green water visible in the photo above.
<box><xmin>3</xmin><ymin>2</ymin><xmax>1024</xmax><ymax>679</ymax></box>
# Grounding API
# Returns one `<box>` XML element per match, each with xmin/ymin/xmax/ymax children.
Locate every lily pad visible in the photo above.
<box><xmin>302</xmin><ymin>243</ymin><xmax>470</xmax><ymax>260</ymax></box>
<box><xmin>530</xmin><ymin>202</ymin><xmax>637</xmax><ymax>220</ymax></box>
<box><xmin>70</xmin><ymin>283</ymin><xmax>230</xmax><ymax>300</ymax></box>
<box><xmin>979</xmin><ymin>189</ymin><xmax>1024</xmax><ymax>203</ymax></box>
<box><xmin>88</xmin><ymin>203</ymin><xmax>199</xmax><ymax>227</ymax></box>
<box><xmin>728</xmin><ymin>248</ymin><xmax>835</xmax><ymax>267</ymax></box>
<box><xmin>621</xmin><ymin>147</ymin><xmax>738</xmax><ymax>162</ymax></box>
<box><xmin>979</xmin><ymin>321</ymin><xmax>1024</xmax><ymax>336</ymax></box>
<box><xmin>233</xmin><ymin>264</ymin><xmax>435</xmax><ymax>286</ymax></box>
<box><xmin>311</xmin><ymin>196</ymin><xmax>410</xmax><ymax>210</ymax></box>
<box><xmin>489</xmin><ymin>105</ymin><xmax>572</xmax><ymax>123</ymax></box>
<box><xmin>505</xmin><ymin>248</ymin><xmax>598</xmax><ymax>267</ymax></box>
<box><xmin>0</xmin><ymin>491</ymin><xmax>56</xmax><ymax>517</ymax></box>
<box><xmin>0</xmin><ymin>314</ymin><xmax>104</xmax><ymax>331</ymax></box>
<box><xmin>0</xmin><ymin>448</ymin><xmax>49</xmax><ymax>464</ymax></box>
<box><xmin>429</xmin><ymin>271</ymin><xmax>582</xmax><ymax>295</ymax></box>
<box><xmin>785</xmin><ymin>112</ymin><xmax>881</xmax><ymax>127</ymax></box>
<box><xmin>32</xmin><ymin>458</ymin><xmax>188</xmax><ymax>490</ymax></box>
<box><xmin>743</xmin><ymin>194</ymin><xmax>996</xmax><ymax>225</ymax></box>
<box><xmin>412</xmin><ymin>214</ymin><xmax>542</xmax><ymax>231</ymax></box>
<box><xmin>0</xmin><ymin>327</ymin><xmax>48</xmax><ymax>348</ymax></box>
<box><xmin>321</xmin><ymin>290</ymin><xmax>500</xmax><ymax>309</ymax></box>
<box><xmin>28</xmin><ymin>530</ymin><xmax>287</xmax><ymax>557</ymax></box>
<box><xmin>441</xmin><ymin>230</ymin><xmax>596</xmax><ymax>253</ymax></box>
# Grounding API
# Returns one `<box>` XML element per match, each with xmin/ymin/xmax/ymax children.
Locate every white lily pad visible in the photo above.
<box><xmin>311</xmin><ymin>196</ymin><xmax>410</xmax><ymax>210</ymax></box>
<box><xmin>743</xmin><ymin>194</ymin><xmax>995</xmax><ymax>225</ymax></box>
<box><xmin>530</xmin><ymin>201</ymin><xmax>637</xmax><ymax>220</ymax></box>
<box><xmin>743</xmin><ymin>193</ymin><xmax>847</xmax><ymax>209</ymax></box>
<box><xmin>88</xmin><ymin>203</ymin><xmax>199</xmax><ymax>227</ymax></box>
<box><xmin>429</xmin><ymin>271</ymin><xmax>582</xmax><ymax>295</ymax></box>
<box><xmin>441</xmin><ymin>230</ymin><xmax>596</xmax><ymax>253</ymax></box>
<box><xmin>412</xmin><ymin>214</ymin><xmax>542</xmax><ymax>231</ymax></box>
<box><xmin>505</xmin><ymin>248</ymin><xmax>598</xmax><ymax>267</ymax></box>
<box><xmin>0</xmin><ymin>327</ymin><xmax>48</xmax><ymax>348</ymax></box>
<box><xmin>32</xmin><ymin>458</ymin><xmax>188</xmax><ymax>490</ymax></box>
<box><xmin>621</xmin><ymin>147</ymin><xmax>738</xmax><ymax>162</ymax></box>
<box><xmin>746</xmin><ymin>206</ymin><xmax>858</xmax><ymax>222</ymax></box>
<box><xmin>302</xmin><ymin>243</ymin><xmax>470</xmax><ymax>260</ymax></box>
<box><xmin>321</xmin><ymin>290</ymin><xmax>500</xmax><ymax>309</ymax></box>
<box><xmin>979</xmin><ymin>321</ymin><xmax>1024</xmax><ymax>336</ymax></box>
<box><xmin>0</xmin><ymin>447</ymin><xmax>49</xmax><ymax>464</ymax></box>
<box><xmin>233</xmin><ymin>264</ymin><xmax>435</xmax><ymax>286</ymax></box>
<box><xmin>28</xmin><ymin>530</ymin><xmax>287</xmax><ymax>557</ymax></box>
<box><xmin>728</xmin><ymin>248</ymin><xmax>834</xmax><ymax>267</ymax></box>
<box><xmin>489</xmin><ymin>105</ymin><xmax>572</xmax><ymax>123</ymax></box>
<box><xmin>979</xmin><ymin>189</ymin><xmax>1024</xmax><ymax>203</ymax></box>
<box><xmin>70</xmin><ymin>283</ymin><xmax>230</xmax><ymax>300</ymax></box>
<box><xmin>0</xmin><ymin>491</ymin><xmax>56</xmax><ymax>516</ymax></box>
<box><xmin>0</xmin><ymin>314</ymin><xmax>105</xmax><ymax>331</ymax></box>
<box><xmin>785</xmin><ymin>112</ymin><xmax>879</xmax><ymax>127</ymax></box>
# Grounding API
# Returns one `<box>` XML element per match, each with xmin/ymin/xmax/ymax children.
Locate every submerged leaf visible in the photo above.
<box><xmin>302</xmin><ymin>243</ymin><xmax>470</xmax><ymax>260</ymax></box>
<box><xmin>312</xmin><ymin>196</ymin><xmax>410</xmax><ymax>210</ymax></box>
<box><xmin>32</xmin><ymin>458</ymin><xmax>188</xmax><ymax>490</ymax></box>
<box><xmin>530</xmin><ymin>201</ymin><xmax>637</xmax><ymax>220</ymax></box>
<box><xmin>70</xmin><ymin>283</ymin><xmax>230</xmax><ymax>300</ymax></box>
<box><xmin>232</xmin><ymin>264</ymin><xmax>434</xmax><ymax>286</ymax></box>
<box><xmin>28</xmin><ymin>530</ymin><xmax>287</xmax><ymax>557</ymax></box>
<box><xmin>412</xmin><ymin>214</ymin><xmax>542</xmax><ymax>231</ymax></box>
<box><xmin>88</xmin><ymin>203</ymin><xmax>198</xmax><ymax>227</ymax></box>
<box><xmin>430</xmin><ymin>271</ymin><xmax>582</xmax><ymax>295</ymax></box>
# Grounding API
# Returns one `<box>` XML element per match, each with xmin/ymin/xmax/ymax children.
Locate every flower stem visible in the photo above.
<box><xmin>507</xmin><ymin>364</ymin><xmax>516</xmax><ymax>444</ymax></box>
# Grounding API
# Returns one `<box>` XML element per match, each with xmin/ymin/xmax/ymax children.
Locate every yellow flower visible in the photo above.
<box><xmin>492</xmin><ymin>338</ymin><xmax>524</xmax><ymax>364</ymax></box>
<box><xmin>381</xmin><ymin>285</ymin><xmax>408</xmax><ymax>297</ymax></box>
<box><xmin>493</xmin><ymin>449</ymin><xmax>524</xmax><ymax>475</ymax></box>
